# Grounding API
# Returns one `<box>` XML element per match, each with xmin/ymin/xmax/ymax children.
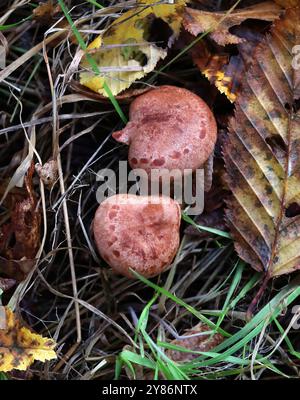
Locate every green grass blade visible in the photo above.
<box><xmin>131</xmin><ymin>269</ymin><xmax>230</xmax><ymax>337</ymax></box>
<box><xmin>182</xmin><ymin>212</ymin><xmax>232</xmax><ymax>239</ymax></box>
<box><xmin>215</xmin><ymin>260</ymin><xmax>244</xmax><ymax>329</ymax></box>
<box><xmin>0</xmin><ymin>16</ymin><xmax>32</xmax><ymax>31</ymax></box>
<box><xmin>86</xmin><ymin>0</ymin><xmax>104</xmax><ymax>9</ymax></box>
<box><xmin>120</xmin><ymin>349</ymin><xmax>156</xmax><ymax>370</ymax></box>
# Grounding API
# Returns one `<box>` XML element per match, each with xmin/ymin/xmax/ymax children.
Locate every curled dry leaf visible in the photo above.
<box><xmin>224</xmin><ymin>8</ymin><xmax>300</xmax><ymax>277</ymax></box>
<box><xmin>80</xmin><ymin>0</ymin><xmax>187</xmax><ymax>96</ymax></box>
<box><xmin>183</xmin><ymin>1</ymin><xmax>282</xmax><ymax>46</ymax></box>
<box><xmin>0</xmin><ymin>163</ymin><xmax>41</xmax><ymax>281</ymax></box>
<box><xmin>191</xmin><ymin>41</ymin><xmax>235</xmax><ymax>102</ymax></box>
<box><xmin>166</xmin><ymin>323</ymin><xmax>223</xmax><ymax>362</ymax></box>
<box><xmin>0</xmin><ymin>307</ymin><xmax>56</xmax><ymax>372</ymax></box>
<box><xmin>192</xmin><ymin>29</ymin><xmax>264</xmax><ymax>102</ymax></box>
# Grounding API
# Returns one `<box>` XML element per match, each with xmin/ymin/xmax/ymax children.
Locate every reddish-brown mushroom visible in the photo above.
<box><xmin>113</xmin><ymin>85</ymin><xmax>217</xmax><ymax>176</ymax></box>
<box><xmin>93</xmin><ymin>194</ymin><xmax>181</xmax><ymax>278</ymax></box>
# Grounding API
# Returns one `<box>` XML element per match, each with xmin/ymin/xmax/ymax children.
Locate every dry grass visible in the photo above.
<box><xmin>0</xmin><ymin>0</ymin><xmax>300</xmax><ymax>380</ymax></box>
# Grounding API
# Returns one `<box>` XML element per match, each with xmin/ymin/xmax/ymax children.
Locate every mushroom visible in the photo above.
<box><xmin>93</xmin><ymin>194</ymin><xmax>181</xmax><ymax>278</ymax></box>
<box><xmin>112</xmin><ymin>85</ymin><xmax>217</xmax><ymax>176</ymax></box>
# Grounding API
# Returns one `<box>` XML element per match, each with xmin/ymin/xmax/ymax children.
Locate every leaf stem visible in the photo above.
<box><xmin>246</xmin><ymin>273</ymin><xmax>270</xmax><ymax>321</ymax></box>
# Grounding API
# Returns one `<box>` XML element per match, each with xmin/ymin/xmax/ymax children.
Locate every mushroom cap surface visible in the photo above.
<box><xmin>113</xmin><ymin>85</ymin><xmax>217</xmax><ymax>175</ymax></box>
<box><xmin>93</xmin><ymin>194</ymin><xmax>181</xmax><ymax>278</ymax></box>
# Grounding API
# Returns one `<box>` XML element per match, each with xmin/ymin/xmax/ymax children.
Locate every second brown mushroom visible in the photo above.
<box><xmin>93</xmin><ymin>194</ymin><xmax>181</xmax><ymax>278</ymax></box>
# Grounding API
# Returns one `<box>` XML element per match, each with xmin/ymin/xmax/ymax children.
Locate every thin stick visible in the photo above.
<box><xmin>43</xmin><ymin>41</ymin><xmax>82</xmax><ymax>344</ymax></box>
<box><xmin>158</xmin><ymin>236</ymin><xmax>186</xmax><ymax>314</ymax></box>
<box><xmin>246</xmin><ymin>273</ymin><xmax>270</xmax><ymax>321</ymax></box>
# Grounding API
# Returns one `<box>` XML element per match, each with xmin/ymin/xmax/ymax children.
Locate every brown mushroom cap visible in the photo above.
<box><xmin>113</xmin><ymin>85</ymin><xmax>217</xmax><ymax>175</ymax></box>
<box><xmin>93</xmin><ymin>194</ymin><xmax>181</xmax><ymax>278</ymax></box>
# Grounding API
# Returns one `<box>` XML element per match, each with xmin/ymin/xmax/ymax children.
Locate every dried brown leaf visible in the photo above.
<box><xmin>0</xmin><ymin>163</ymin><xmax>41</xmax><ymax>281</ymax></box>
<box><xmin>166</xmin><ymin>323</ymin><xmax>223</xmax><ymax>362</ymax></box>
<box><xmin>183</xmin><ymin>2</ymin><xmax>282</xmax><ymax>45</ymax></box>
<box><xmin>192</xmin><ymin>28</ymin><xmax>264</xmax><ymax>102</ymax></box>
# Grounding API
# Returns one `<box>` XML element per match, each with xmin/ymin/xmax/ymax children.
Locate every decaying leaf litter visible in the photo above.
<box><xmin>1</xmin><ymin>0</ymin><xmax>300</xmax><ymax>380</ymax></box>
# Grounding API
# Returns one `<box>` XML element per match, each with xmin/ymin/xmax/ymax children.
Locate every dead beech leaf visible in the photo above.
<box><xmin>0</xmin><ymin>163</ymin><xmax>41</xmax><ymax>281</ymax></box>
<box><xmin>205</xmin><ymin>29</ymin><xmax>263</xmax><ymax>102</ymax></box>
<box><xmin>191</xmin><ymin>41</ymin><xmax>236</xmax><ymax>102</ymax></box>
<box><xmin>192</xmin><ymin>28</ymin><xmax>264</xmax><ymax>102</ymax></box>
<box><xmin>203</xmin><ymin>57</ymin><xmax>239</xmax><ymax>103</ymax></box>
<box><xmin>0</xmin><ymin>307</ymin><xmax>56</xmax><ymax>372</ymax></box>
<box><xmin>80</xmin><ymin>0</ymin><xmax>187</xmax><ymax>96</ymax></box>
<box><xmin>166</xmin><ymin>323</ymin><xmax>223</xmax><ymax>362</ymax></box>
<box><xmin>183</xmin><ymin>1</ymin><xmax>282</xmax><ymax>45</ymax></box>
<box><xmin>224</xmin><ymin>8</ymin><xmax>300</xmax><ymax>277</ymax></box>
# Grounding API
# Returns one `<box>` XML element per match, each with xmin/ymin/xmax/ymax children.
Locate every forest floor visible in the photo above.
<box><xmin>0</xmin><ymin>0</ymin><xmax>300</xmax><ymax>380</ymax></box>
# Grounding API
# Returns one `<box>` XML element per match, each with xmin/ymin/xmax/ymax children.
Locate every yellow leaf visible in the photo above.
<box><xmin>0</xmin><ymin>307</ymin><xmax>57</xmax><ymax>372</ymax></box>
<box><xmin>80</xmin><ymin>0</ymin><xmax>187</xmax><ymax>96</ymax></box>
